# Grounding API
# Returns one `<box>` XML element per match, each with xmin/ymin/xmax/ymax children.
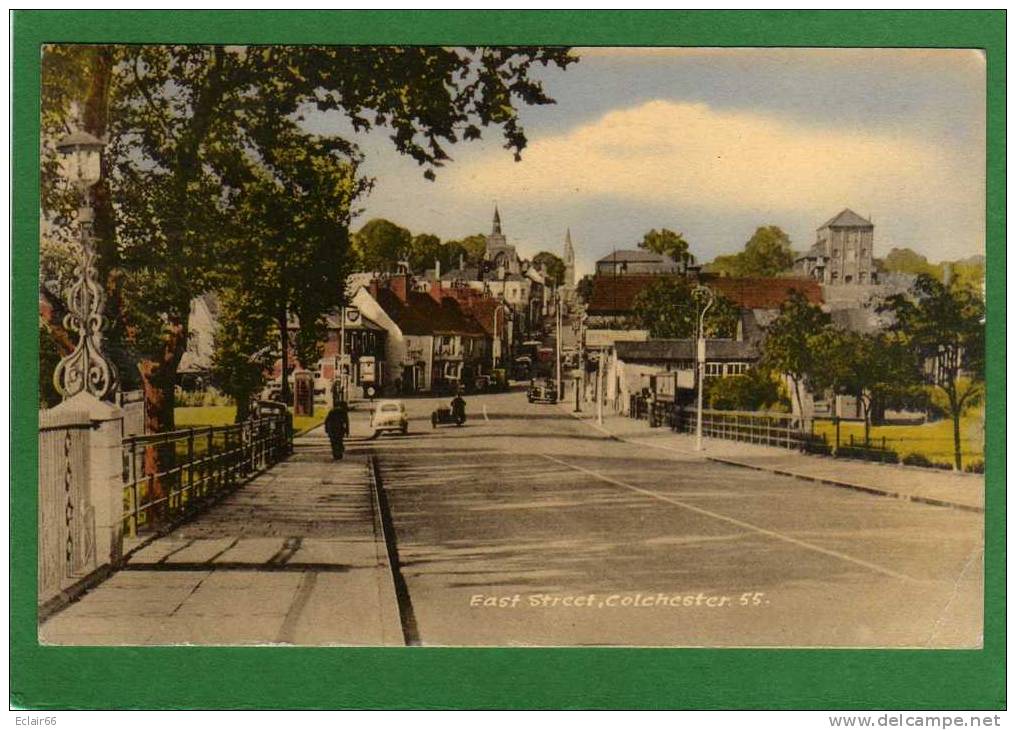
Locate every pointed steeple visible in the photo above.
<box><xmin>492</xmin><ymin>204</ymin><xmax>502</xmax><ymax>235</ymax></box>
<box><xmin>563</xmin><ymin>228</ymin><xmax>576</xmax><ymax>288</ymax></box>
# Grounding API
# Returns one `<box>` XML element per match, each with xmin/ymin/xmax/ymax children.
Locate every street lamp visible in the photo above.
<box><xmin>692</xmin><ymin>285</ymin><xmax>714</xmax><ymax>451</ymax></box>
<box><xmin>52</xmin><ymin>130</ymin><xmax>119</xmax><ymax>401</ymax></box>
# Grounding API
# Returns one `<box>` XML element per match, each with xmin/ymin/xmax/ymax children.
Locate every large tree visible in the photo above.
<box><xmin>707</xmin><ymin>225</ymin><xmax>795</xmax><ymax>277</ymax></box>
<box><xmin>638</xmin><ymin>228</ymin><xmax>695</xmax><ymax>269</ymax></box>
<box><xmin>881</xmin><ymin>274</ymin><xmax>985</xmax><ymax>470</ymax></box>
<box><xmin>353</xmin><ymin>218</ymin><xmax>412</xmax><ymax>273</ymax></box>
<box><xmin>408</xmin><ymin>233</ymin><xmax>443</xmax><ymax>275</ymax></box>
<box><xmin>761</xmin><ymin>291</ymin><xmax>831</xmax><ymax>421</ymax></box>
<box><xmin>533</xmin><ymin>251</ymin><xmax>566</xmax><ymax>287</ymax></box>
<box><xmin>631</xmin><ymin>278</ymin><xmax>739</xmax><ymax>339</ymax></box>
<box><xmin>805</xmin><ymin>329</ymin><xmax>916</xmax><ymax>445</ymax></box>
<box><xmin>40</xmin><ymin>44</ymin><xmax>577</xmax><ymax>437</ymax></box>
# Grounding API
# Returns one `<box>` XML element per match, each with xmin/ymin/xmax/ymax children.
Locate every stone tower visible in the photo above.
<box><xmin>562</xmin><ymin>228</ymin><xmax>576</xmax><ymax>288</ymax></box>
<box><xmin>484</xmin><ymin>204</ymin><xmax>520</xmax><ymax>275</ymax></box>
<box><xmin>794</xmin><ymin>208</ymin><xmax>877</xmax><ymax>285</ymax></box>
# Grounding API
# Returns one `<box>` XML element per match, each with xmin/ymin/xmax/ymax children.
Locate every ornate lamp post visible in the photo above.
<box><xmin>692</xmin><ymin>284</ymin><xmax>715</xmax><ymax>451</ymax></box>
<box><xmin>52</xmin><ymin>131</ymin><xmax>119</xmax><ymax>401</ymax></box>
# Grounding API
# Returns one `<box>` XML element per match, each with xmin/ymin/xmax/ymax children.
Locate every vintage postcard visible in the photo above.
<box><xmin>14</xmin><ymin>10</ymin><xmax>1003</xmax><ymax>711</ymax></box>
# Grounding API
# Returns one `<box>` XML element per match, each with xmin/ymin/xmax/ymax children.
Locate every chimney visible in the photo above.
<box><xmin>435</xmin><ymin>258</ymin><xmax>441</xmax><ymax>280</ymax></box>
<box><xmin>459</xmin><ymin>253</ymin><xmax>465</xmax><ymax>271</ymax></box>
<box><xmin>942</xmin><ymin>262</ymin><xmax>953</xmax><ymax>288</ymax></box>
<box><xmin>388</xmin><ymin>273</ymin><xmax>410</xmax><ymax>303</ymax></box>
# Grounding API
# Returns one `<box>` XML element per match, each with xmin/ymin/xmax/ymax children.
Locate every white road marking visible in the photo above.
<box><xmin>540</xmin><ymin>453</ymin><xmax>921</xmax><ymax>583</ymax></box>
<box><xmin>482</xmin><ymin>405</ymin><xmax>489</xmax><ymax>422</ymax></box>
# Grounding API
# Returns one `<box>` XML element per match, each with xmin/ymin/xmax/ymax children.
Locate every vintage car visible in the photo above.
<box><xmin>369</xmin><ymin>399</ymin><xmax>409</xmax><ymax>436</ymax></box>
<box><xmin>527</xmin><ymin>378</ymin><xmax>558</xmax><ymax>404</ymax></box>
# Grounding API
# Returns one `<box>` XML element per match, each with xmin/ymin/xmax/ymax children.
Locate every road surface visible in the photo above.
<box><xmin>349</xmin><ymin>387</ymin><xmax>983</xmax><ymax>648</ymax></box>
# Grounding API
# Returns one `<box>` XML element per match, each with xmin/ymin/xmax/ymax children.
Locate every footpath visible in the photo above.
<box><xmin>40</xmin><ymin>431</ymin><xmax>405</xmax><ymax>646</ymax></box>
<box><xmin>561</xmin><ymin>404</ymin><xmax>984</xmax><ymax>513</ymax></box>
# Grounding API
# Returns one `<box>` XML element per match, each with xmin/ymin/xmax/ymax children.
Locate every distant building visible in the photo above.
<box><xmin>584</xmin><ymin>273</ymin><xmax>823</xmax><ymax>327</ymax></box>
<box><xmin>595</xmin><ymin>249</ymin><xmax>683</xmax><ymax>277</ymax></box>
<box><xmin>795</xmin><ymin>209</ymin><xmax>877</xmax><ymax>286</ymax></box>
<box><xmin>484</xmin><ymin>205</ymin><xmax>522</xmax><ymax>276</ymax></box>
<box><xmin>562</xmin><ymin>228</ymin><xmax>576</xmax><ymax>289</ymax></box>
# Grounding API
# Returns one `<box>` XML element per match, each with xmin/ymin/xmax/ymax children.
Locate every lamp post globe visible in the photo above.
<box><xmin>55</xmin><ymin>130</ymin><xmax>105</xmax><ymax>191</ymax></box>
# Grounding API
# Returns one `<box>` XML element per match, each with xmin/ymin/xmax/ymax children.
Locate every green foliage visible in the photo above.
<box><xmin>638</xmin><ymin>228</ymin><xmax>694</xmax><ymax>268</ymax></box>
<box><xmin>575</xmin><ymin>275</ymin><xmax>594</xmax><ymax>303</ymax></box>
<box><xmin>353</xmin><ymin>218</ymin><xmax>412</xmax><ymax>273</ymax></box>
<box><xmin>408</xmin><ymin>233</ymin><xmax>443</xmax><ymax>274</ymax></box>
<box><xmin>632</xmin><ymin>279</ymin><xmax>739</xmax><ymax>339</ymax></box>
<box><xmin>704</xmin><ymin>368</ymin><xmax>787</xmax><ymax>411</ymax></box>
<box><xmin>881</xmin><ymin>274</ymin><xmax>985</xmax><ymax>469</ymax></box>
<box><xmin>445</xmin><ymin>234</ymin><xmax>488</xmax><ymax>268</ymax></box>
<box><xmin>880</xmin><ymin>249</ymin><xmax>985</xmax><ymax>298</ymax></box>
<box><xmin>706</xmin><ymin>226</ymin><xmax>795</xmax><ymax>277</ymax></box>
<box><xmin>41</xmin><ymin>44</ymin><xmax>576</xmax><ymax>432</ymax></box>
<box><xmin>805</xmin><ymin>328</ymin><xmax>920</xmax><ymax>442</ymax></box>
<box><xmin>533</xmin><ymin>251</ymin><xmax>566</xmax><ymax>287</ymax></box>
<box><xmin>760</xmin><ymin>291</ymin><xmax>831</xmax><ymax>416</ymax></box>
<box><xmin>881</xmin><ymin>248</ymin><xmax>939</xmax><ymax>277</ymax></box>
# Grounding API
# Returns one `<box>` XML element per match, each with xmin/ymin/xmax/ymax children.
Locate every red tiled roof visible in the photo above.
<box><xmin>375</xmin><ymin>287</ymin><xmax>487</xmax><ymax>337</ymax></box>
<box><xmin>586</xmin><ymin>274</ymin><xmax>822</xmax><ymax>314</ymax></box>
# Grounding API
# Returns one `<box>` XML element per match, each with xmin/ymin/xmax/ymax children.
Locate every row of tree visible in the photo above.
<box><xmin>626</xmin><ymin>270</ymin><xmax>983</xmax><ymax>470</ymax></box>
<box><xmin>348</xmin><ymin>218</ymin><xmax>569</xmax><ymax>286</ymax></box>
<box><xmin>40</xmin><ymin>45</ymin><xmax>577</xmax><ymax>433</ymax></box>
<box><xmin>762</xmin><ymin>275</ymin><xmax>984</xmax><ymax>470</ymax></box>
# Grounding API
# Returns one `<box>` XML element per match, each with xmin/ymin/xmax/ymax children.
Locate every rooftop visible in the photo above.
<box><xmin>586</xmin><ymin>274</ymin><xmax>823</xmax><ymax>314</ymax></box>
<box><xmin>820</xmin><ymin>208</ymin><xmax>873</xmax><ymax>230</ymax></box>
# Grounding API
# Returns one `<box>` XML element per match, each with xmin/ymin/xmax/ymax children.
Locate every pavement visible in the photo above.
<box><xmin>39</xmin><ymin>440</ymin><xmax>404</xmax><ymax>646</ymax></box>
<box><xmin>41</xmin><ymin>386</ymin><xmax>984</xmax><ymax>648</ymax></box>
<box><xmin>560</xmin><ymin>403</ymin><xmax>985</xmax><ymax>513</ymax></box>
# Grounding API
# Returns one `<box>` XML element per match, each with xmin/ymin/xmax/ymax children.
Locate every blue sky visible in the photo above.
<box><xmin>306</xmin><ymin>48</ymin><xmax>985</xmax><ymax>277</ymax></box>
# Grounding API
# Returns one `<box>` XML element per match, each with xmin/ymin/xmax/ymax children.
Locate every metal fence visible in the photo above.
<box><xmin>121</xmin><ymin>415</ymin><xmax>291</xmax><ymax>537</ymax></box>
<box><xmin>671</xmin><ymin>406</ymin><xmax>808</xmax><ymax>450</ymax></box>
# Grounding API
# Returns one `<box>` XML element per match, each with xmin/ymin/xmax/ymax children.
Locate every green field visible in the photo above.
<box><xmin>174</xmin><ymin>406</ymin><xmax>326</xmax><ymax>436</ymax></box>
<box><xmin>812</xmin><ymin>411</ymin><xmax>984</xmax><ymax>466</ymax></box>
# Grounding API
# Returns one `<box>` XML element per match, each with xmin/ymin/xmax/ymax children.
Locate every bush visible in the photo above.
<box><xmin>176</xmin><ymin>388</ymin><xmax>232</xmax><ymax>408</ymax></box>
<box><xmin>800</xmin><ymin>434</ymin><xmax>832</xmax><ymax>456</ymax></box>
<box><xmin>902</xmin><ymin>453</ymin><xmax>953</xmax><ymax>470</ymax></box>
<box><xmin>835</xmin><ymin>445</ymin><xmax>899</xmax><ymax>464</ymax></box>
<box><xmin>964</xmin><ymin>460</ymin><xmax>985</xmax><ymax>474</ymax></box>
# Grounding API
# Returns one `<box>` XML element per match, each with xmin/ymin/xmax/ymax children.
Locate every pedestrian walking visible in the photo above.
<box><xmin>324</xmin><ymin>400</ymin><xmax>350</xmax><ymax>460</ymax></box>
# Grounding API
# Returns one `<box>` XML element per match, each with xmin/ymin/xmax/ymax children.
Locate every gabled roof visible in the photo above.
<box><xmin>374</xmin><ymin>288</ymin><xmax>487</xmax><ymax>337</ymax></box>
<box><xmin>596</xmin><ymin>249</ymin><xmax>674</xmax><ymax>264</ymax></box>
<box><xmin>615</xmin><ymin>338</ymin><xmax>758</xmax><ymax>362</ymax></box>
<box><xmin>586</xmin><ymin>274</ymin><xmax>823</xmax><ymax>315</ymax></box>
<box><xmin>820</xmin><ymin>208</ymin><xmax>873</xmax><ymax>230</ymax></box>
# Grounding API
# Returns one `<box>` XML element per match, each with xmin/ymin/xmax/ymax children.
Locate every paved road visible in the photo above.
<box><xmin>348</xmin><ymin>387</ymin><xmax>983</xmax><ymax>648</ymax></box>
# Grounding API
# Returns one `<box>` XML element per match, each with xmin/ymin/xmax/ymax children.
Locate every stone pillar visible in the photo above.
<box><xmin>52</xmin><ymin>392</ymin><xmax>125</xmax><ymax>566</ymax></box>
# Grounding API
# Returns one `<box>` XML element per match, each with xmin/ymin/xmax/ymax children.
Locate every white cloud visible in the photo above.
<box><xmin>443</xmin><ymin>99</ymin><xmax>977</xmax><ymax>226</ymax></box>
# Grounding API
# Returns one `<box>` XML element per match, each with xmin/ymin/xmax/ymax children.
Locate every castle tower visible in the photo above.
<box><xmin>563</xmin><ymin>228</ymin><xmax>575</xmax><ymax>288</ymax></box>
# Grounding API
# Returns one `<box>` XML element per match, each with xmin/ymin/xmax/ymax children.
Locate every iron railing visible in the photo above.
<box><xmin>670</xmin><ymin>405</ymin><xmax>808</xmax><ymax>451</ymax></box>
<box><xmin>121</xmin><ymin>415</ymin><xmax>291</xmax><ymax>538</ymax></box>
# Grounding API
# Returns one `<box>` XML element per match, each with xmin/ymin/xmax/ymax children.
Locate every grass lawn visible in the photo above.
<box><xmin>174</xmin><ymin>406</ymin><xmax>326</xmax><ymax>436</ymax></box>
<box><xmin>812</xmin><ymin>410</ymin><xmax>984</xmax><ymax>466</ymax></box>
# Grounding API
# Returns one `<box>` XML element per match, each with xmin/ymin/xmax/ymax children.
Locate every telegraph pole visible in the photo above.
<box><xmin>555</xmin><ymin>289</ymin><xmax>563</xmax><ymax>400</ymax></box>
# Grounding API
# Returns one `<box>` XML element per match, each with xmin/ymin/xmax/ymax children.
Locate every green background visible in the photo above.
<box><xmin>11</xmin><ymin>10</ymin><xmax>1006</xmax><ymax>710</ymax></box>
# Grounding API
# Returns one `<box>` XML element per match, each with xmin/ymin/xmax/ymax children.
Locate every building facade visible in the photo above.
<box><xmin>795</xmin><ymin>209</ymin><xmax>877</xmax><ymax>286</ymax></box>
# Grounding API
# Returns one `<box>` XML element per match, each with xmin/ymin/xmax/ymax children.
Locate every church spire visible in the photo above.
<box><xmin>492</xmin><ymin>204</ymin><xmax>502</xmax><ymax>235</ymax></box>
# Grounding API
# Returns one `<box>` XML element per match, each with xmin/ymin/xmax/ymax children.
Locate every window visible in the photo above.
<box><xmin>705</xmin><ymin>362</ymin><xmax>723</xmax><ymax>377</ymax></box>
<box><xmin>832</xmin><ymin>248</ymin><xmax>840</xmax><ymax>257</ymax></box>
<box><xmin>859</xmin><ymin>272</ymin><xmax>867</xmax><ymax>284</ymax></box>
<box><xmin>725</xmin><ymin>362</ymin><xmax>749</xmax><ymax>376</ymax></box>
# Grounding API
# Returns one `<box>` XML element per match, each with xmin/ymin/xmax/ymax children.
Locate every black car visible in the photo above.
<box><xmin>527</xmin><ymin>379</ymin><xmax>558</xmax><ymax>404</ymax></box>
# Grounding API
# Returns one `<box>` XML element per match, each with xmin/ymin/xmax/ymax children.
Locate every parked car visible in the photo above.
<box><xmin>473</xmin><ymin>375</ymin><xmax>492</xmax><ymax>392</ymax></box>
<box><xmin>370</xmin><ymin>400</ymin><xmax>409</xmax><ymax>437</ymax></box>
<box><xmin>528</xmin><ymin>378</ymin><xmax>558</xmax><ymax>404</ymax></box>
